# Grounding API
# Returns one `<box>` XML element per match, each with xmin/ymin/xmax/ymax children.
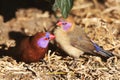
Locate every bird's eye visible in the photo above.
<box><xmin>45</xmin><ymin>32</ymin><xmax>50</xmax><ymax>40</ymax></box>
<box><xmin>44</xmin><ymin>37</ymin><xmax>49</xmax><ymax>40</ymax></box>
<box><xmin>47</xmin><ymin>37</ymin><xmax>50</xmax><ymax>39</ymax></box>
<box><xmin>62</xmin><ymin>23</ymin><xmax>67</xmax><ymax>25</ymax></box>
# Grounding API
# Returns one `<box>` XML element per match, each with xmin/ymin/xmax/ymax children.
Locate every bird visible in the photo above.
<box><xmin>12</xmin><ymin>32</ymin><xmax>55</xmax><ymax>63</ymax></box>
<box><xmin>54</xmin><ymin>16</ymin><xmax>114</xmax><ymax>58</ymax></box>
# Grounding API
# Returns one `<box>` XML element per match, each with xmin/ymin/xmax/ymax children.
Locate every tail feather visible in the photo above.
<box><xmin>93</xmin><ymin>42</ymin><xmax>114</xmax><ymax>58</ymax></box>
<box><xmin>97</xmin><ymin>49</ymin><xmax>114</xmax><ymax>58</ymax></box>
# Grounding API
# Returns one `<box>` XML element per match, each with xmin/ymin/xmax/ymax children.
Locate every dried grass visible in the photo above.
<box><xmin>0</xmin><ymin>0</ymin><xmax>120</xmax><ymax>80</ymax></box>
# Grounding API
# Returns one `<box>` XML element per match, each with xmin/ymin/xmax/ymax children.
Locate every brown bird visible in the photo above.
<box><xmin>13</xmin><ymin>32</ymin><xmax>55</xmax><ymax>63</ymax></box>
<box><xmin>54</xmin><ymin>17</ymin><xmax>114</xmax><ymax>58</ymax></box>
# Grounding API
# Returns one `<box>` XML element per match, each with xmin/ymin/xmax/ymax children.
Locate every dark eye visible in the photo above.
<box><xmin>62</xmin><ymin>23</ymin><xmax>67</xmax><ymax>25</ymax></box>
<box><xmin>44</xmin><ymin>37</ymin><xmax>49</xmax><ymax>40</ymax></box>
<box><xmin>47</xmin><ymin>37</ymin><xmax>50</xmax><ymax>39</ymax></box>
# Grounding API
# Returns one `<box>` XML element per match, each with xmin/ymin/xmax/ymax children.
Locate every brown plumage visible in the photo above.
<box><xmin>13</xmin><ymin>32</ymin><xmax>55</xmax><ymax>63</ymax></box>
<box><xmin>54</xmin><ymin>16</ymin><xmax>114</xmax><ymax>58</ymax></box>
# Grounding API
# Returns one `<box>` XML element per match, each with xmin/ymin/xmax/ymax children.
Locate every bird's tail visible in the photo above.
<box><xmin>92</xmin><ymin>42</ymin><xmax>114</xmax><ymax>58</ymax></box>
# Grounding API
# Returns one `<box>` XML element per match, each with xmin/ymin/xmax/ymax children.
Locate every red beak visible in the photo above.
<box><xmin>49</xmin><ymin>34</ymin><xmax>55</xmax><ymax>40</ymax></box>
<box><xmin>56</xmin><ymin>22</ymin><xmax>62</xmax><ymax>26</ymax></box>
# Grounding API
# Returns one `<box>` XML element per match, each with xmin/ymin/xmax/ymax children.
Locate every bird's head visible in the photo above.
<box><xmin>44</xmin><ymin>32</ymin><xmax>55</xmax><ymax>40</ymax></box>
<box><xmin>37</xmin><ymin>32</ymin><xmax>55</xmax><ymax>48</ymax></box>
<box><xmin>56</xmin><ymin>20</ymin><xmax>72</xmax><ymax>31</ymax></box>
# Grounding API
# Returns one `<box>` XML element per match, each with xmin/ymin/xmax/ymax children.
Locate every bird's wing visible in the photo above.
<box><xmin>68</xmin><ymin>25</ymin><xmax>114</xmax><ymax>58</ymax></box>
<box><xmin>68</xmin><ymin>25</ymin><xmax>95</xmax><ymax>53</ymax></box>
